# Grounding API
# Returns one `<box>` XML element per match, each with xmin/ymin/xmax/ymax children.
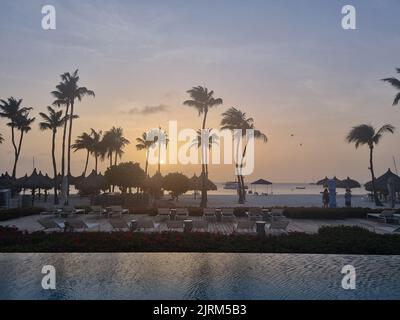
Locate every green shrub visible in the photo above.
<box><xmin>1</xmin><ymin>225</ymin><xmax>400</xmax><ymax>254</ymax></box>
<box><xmin>282</xmin><ymin>207</ymin><xmax>383</xmax><ymax>219</ymax></box>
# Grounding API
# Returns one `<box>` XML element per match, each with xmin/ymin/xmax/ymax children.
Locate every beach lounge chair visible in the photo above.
<box><xmin>221</xmin><ymin>208</ymin><xmax>235</xmax><ymax>222</ymax></box>
<box><xmin>157</xmin><ymin>208</ymin><xmax>171</xmax><ymax>221</ymax></box>
<box><xmin>90</xmin><ymin>205</ymin><xmax>106</xmax><ymax>217</ymax></box>
<box><xmin>167</xmin><ymin>220</ymin><xmax>185</xmax><ymax>232</ymax></box>
<box><xmin>202</xmin><ymin>208</ymin><xmax>217</xmax><ymax>222</ymax></box>
<box><xmin>109</xmin><ymin>218</ymin><xmax>130</xmax><ymax>231</ymax></box>
<box><xmin>246</xmin><ymin>208</ymin><xmax>263</xmax><ymax>221</ymax></box>
<box><xmin>64</xmin><ymin>218</ymin><xmax>100</xmax><ymax>232</ymax></box>
<box><xmin>37</xmin><ymin>218</ymin><xmax>65</xmax><ymax>231</ymax></box>
<box><xmin>234</xmin><ymin>221</ymin><xmax>256</xmax><ymax>234</ymax></box>
<box><xmin>192</xmin><ymin>220</ymin><xmax>209</xmax><ymax>232</ymax></box>
<box><xmin>175</xmin><ymin>208</ymin><xmax>189</xmax><ymax>220</ymax></box>
<box><xmin>267</xmin><ymin>220</ymin><xmax>290</xmax><ymax>235</ymax></box>
<box><xmin>268</xmin><ymin>208</ymin><xmax>286</xmax><ymax>221</ymax></box>
<box><xmin>108</xmin><ymin>206</ymin><xmax>129</xmax><ymax>218</ymax></box>
<box><xmin>137</xmin><ymin>220</ymin><xmax>160</xmax><ymax>232</ymax></box>
<box><xmin>367</xmin><ymin>210</ymin><xmax>400</xmax><ymax>224</ymax></box>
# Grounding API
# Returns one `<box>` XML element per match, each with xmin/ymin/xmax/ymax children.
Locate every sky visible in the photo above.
<box><xmin>0</xmin><ymin>0</ymin><xmax>400</xmax><ymax>183</ymax></box>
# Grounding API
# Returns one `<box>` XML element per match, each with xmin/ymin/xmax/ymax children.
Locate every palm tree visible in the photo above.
<box><xmin>155</xmin><ymin>127</ymin><xmax>169</xmax><ymax>174</ymax></box>
<box><xmin>0</xmin><ymin>97</ymin><xmax>33</xmax><ymax>178</ymax></box>
<box><xmin>102</xmin><ymin>127</ymin><xmax>130</xmax><ymax>167</ymax></box>
<box><xmin>52</xmin><ymin>81</ymin><xmax>70</xmax><ymax>178</ymax></box>
<box><xmin>71</xmin><ymin>132</ymin><xmax>94</xmax><ymax>176</ymax></box>
<box><xmin>346</xmin><ymin>124</ymin><xmax>395</xmax><ymax>206</ymax></box>
<box><xmin>184</xmin><ymin>86</ymin><xmax>223</xmax><ymax>207</ymax></box>
<box><xmin>191</xmin><ymin>129</ymin><xmax>219</xmax><ymax>176</ymax></box>
<box><xmin>382</xmin><ymin>68</ymin><xmax>400</xmax><ymax>105</ymax></box>
<box><xmin>14</xmin><ymin>111</ymin><xmax>35</xmax><ymax>178</ymax></box>
<box><xmin>39</xmin><ymin>106</ymin><xmax>66</xmax><ymax>204</ymax></box>
<box><xmin>221</xmin><ymin>107</ymin><xmax>268</xmax><ymax>204</ymax></box>
<box><xmin>136</xmin><ymin>131</ymin><xmax>157</xmax><ymax>175</ymax></box>
<box><xmin>56</xmin><ymin>70</ymin><xmax>95</xmax><ymax>179</ymax></box>
<box><xmin>90</xmin><ymin>129</ymin><xmax>103</xmax><ymax>173</ymax></box>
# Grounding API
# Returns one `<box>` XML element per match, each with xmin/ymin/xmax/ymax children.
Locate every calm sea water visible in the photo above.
<box><xmin>209</xmin><ymin>183</ymin><xmax>367</xmax><ymax>196</ymax></box>
<box><xmin>0</xmin><ymin>253</ymin><xmax>399</xmax><ymax>300</ymax></box>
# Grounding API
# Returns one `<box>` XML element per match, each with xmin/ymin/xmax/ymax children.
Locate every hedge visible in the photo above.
<box><xmin>1</xmin><ymin>225</ymin><xmax>400</xmax><ymax>255</ymax></box>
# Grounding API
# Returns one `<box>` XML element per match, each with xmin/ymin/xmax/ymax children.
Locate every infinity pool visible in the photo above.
<box><xmin>0</xmin><ymin>253</ymin><xmax>399</xmax><ymax>300</ymax></box>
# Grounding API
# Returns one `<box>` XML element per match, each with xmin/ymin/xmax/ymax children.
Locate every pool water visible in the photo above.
<box><xmin>0</xmin><ymin>253</ymin><xmax>399</xmax><ymax>300</ymax></box>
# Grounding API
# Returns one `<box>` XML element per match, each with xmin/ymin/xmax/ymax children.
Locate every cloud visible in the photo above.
<box><xmin>128</xmin><ymin>104</ymin><xmax>169</xmax><ymax>115</ymax></box>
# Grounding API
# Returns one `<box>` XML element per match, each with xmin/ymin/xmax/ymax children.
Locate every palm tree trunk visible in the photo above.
<box><xmin>157</xmin><ymin>140</ymin><xmax>161</xmax><ymax>173</ymax></box>
<box><xmin>13</xmin><ymin>130</ymin><xmax>24</xmax><ymax>179</ymax></box>
<box><xmin>94</xmin><ymin>152</ymin><xmax>98</xmax><ymax>173</ymax></box>
<box><xmin>239</xmin><ymin>143</ymin><xmax>248</xmax><ymax>201</ymax></box>
<box><xmin>200</xmin><ymin>111</ymin><xmax>208</xmax><ymax>208</ymax></box>
<box><xmin>234</xmin><ymin>134</ymin><xmax>244</xmax><ymax>204</ymax></box>
<box><xmin>51</xmin><ymin>130</ymin><xmax>58</xmax><ymax>205</ymax></box>
<box><xmin>67</xmin><ymin>101</ymin><xmax>74</xmax><ymax>199</ymax></box>
<box><xmin>369</xmin><ymin>145</ymin><xmax>383</xmax><ymax>206</ymax></box>
<box><xmin>114</xmin><ymin>151</ymin><xmax>118</xmax><ymax>166</ymax></box>
<box><xmin>61</xmin><ymin>103</ymin><xmax>69</xmax><ymax>178</ymax></box>
<box><xmin>83</xmin><ymin>150</ymin><xmax>90</xmax><ymax>176</ymax></box>
<box><xmin>11</xmin><ymin>126</ymin><xmax>18</xmax><ymax>178</ymax></box>
<box><xmin>145</xmin><ymin>149</ymin><xmax>149</xmax><ymax>175</ymax></box>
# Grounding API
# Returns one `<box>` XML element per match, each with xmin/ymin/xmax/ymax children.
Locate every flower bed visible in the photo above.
<box><xmin>1</xmin><ymin>225</ymin><xmax>399</xmax><ymax>255</ymax></box>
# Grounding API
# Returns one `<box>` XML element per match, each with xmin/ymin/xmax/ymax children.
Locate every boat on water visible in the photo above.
<box><xmin>223</xmin><ymin>181</ymin><xmax>249</xmax><ymax>190</ymax></box>
<box><xmin>296</xmin><ymin>186</ymin><xmax>306</xmax><ymax>190</ymax></box>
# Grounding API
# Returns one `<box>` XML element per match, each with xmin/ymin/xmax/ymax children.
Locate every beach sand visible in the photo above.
<box><xmin>177</xmin><ymin>193</ymin><xmax>393</xmax><ymax>209</ymax></box>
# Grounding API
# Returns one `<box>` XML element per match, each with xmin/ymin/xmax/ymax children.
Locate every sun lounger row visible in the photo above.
<box><xmin>108</xmin><ymin>218</ymin><xmax>289</xmax><ymax>234</ymax></box>
<box><xmin>156</xmin><ymin>207</ymin><xmax>286</xmax><ymax>222</ymax></box>
<box><xmin>38</xmin><ymin>217</ymin><xmax>100</xmax><ymax>232</ymax></box>
<box><xmin>156</xmin><ymin>208</ymin><xmax>236</xmax><ymax>222</ymax></box>
<box><xmin>40</xmin><ymin>205</ymin><xmax>130</xmax><ymax>218</ymax></box>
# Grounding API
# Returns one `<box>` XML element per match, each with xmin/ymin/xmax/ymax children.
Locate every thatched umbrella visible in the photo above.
<box><xmin>198</xmin><ymin>173</ymin><xmax>217</xmax><ymax>191</ymax></box>
<box><xmin>365</xmin><ymin>169</ymin><xmax>400</xmax><ymax>193</ymax></box>
<box><xmin>55</xmin><ymin>173</ymin><xmax>84</xmax><ymax>188</ymax></box>
<box><xmin>36</xmin><ymin>172</ymin><xmax>53</xmax><ymax>201</ymax></box>
<box><xmin>317</xmin><ymin>176</ymin><xmax>342</xmax><ymax>187</ymax></box>
<box><xmin>0</xmin><ymin>172</ymin><xmax>13</xmax><ymax>188</ymax></box>
<box><xmin>75</xmin><ymin>170</ymin><xmax>107</xmax><ymax>193</ymax></box>
<box><xmin>75</xmin><ymin>170</ymin><xmax>108</xmax><ymax>204</ymax></box>
<box><xmin>17</xmin><ymin>169</ymin><xmax>43</xmax><ymax>205</ymax></box>
<box><xmin>337</xmin><ymin>177</ymin><xmax>361</xmax><ymax>189</ymax></box>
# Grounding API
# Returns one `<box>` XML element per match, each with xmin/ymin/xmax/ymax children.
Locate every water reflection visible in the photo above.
<box><xmin>0</xmin><ymin>253</ymin><xmax>399</xmax><ymax>300</ymax></box>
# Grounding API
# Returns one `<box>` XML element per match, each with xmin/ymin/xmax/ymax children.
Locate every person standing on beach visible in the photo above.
<box><xmin>345</xmin><ymin>188</ymin><xmax>352</xmax><ymax>208</ymax></box>
<box><xmin>322</xmin><ymin>188</ymin><xmax>329</xmax><ymax>208</ymax></box>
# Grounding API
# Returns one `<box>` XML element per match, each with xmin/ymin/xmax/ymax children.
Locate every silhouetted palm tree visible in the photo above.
<box><xmin>154</xmin><ymin>127</ymin><xmax>169</xmax><ymax>174</ymax></box>
<box><xmin>39</xmin><ymin>106</ymin><xmax>66</xmax><ymax>204</ymax></box>
<box><xmin>52</xmin><ymin>81</ymin><xmax>70</xmax><ymax>178</ymax></box>
<box><xmin>0</xmin><ymin>97</ymin><xmax>34</xmax><ymax>178</ymax></box>
<box><xmin>90</xmin><ymin>128</ymin><xmax>103</xmax><ymax>173</ymax></box>
<box><xmin>221</xmin><ymin>107</ymin><xmax>267</xmax><ymax>204</ymax></box>
<box><xmin>346</xmin><ymin>124</ymin><xmax>395</xmax><ymax>206</ymax></box>
<box><xmin>102</xmin><ymin>127</ymin><xmax>130</xmax><ymax>167</ymax></box>
<box><xmin>72</xmin><ymin>132</ymin><xmax>94</xmax><ymax>176</ymax></box>
<box><xmin>56</xmin><ymin>70</ymin><xmax>95</xmax><ymax>179</ymax></box>
<box><xmin>382</xmin><ymin>68</ymin><xmax>400</xmax><ymax>105</ymax></box>
<box><xmin>191</xmin><ymin>129</ymin><xmax>219</xmax><ymax>176</ymax></box>
<box><xmin>136</xmin><ymin>131</ymin><xmax>157</xmax><ymax>175</ymax></box>
<box><xmin>184</xmin><ymin>86</ymin><xmax>223</xmax><ymax>207</ymax></box>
